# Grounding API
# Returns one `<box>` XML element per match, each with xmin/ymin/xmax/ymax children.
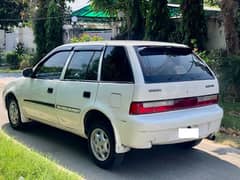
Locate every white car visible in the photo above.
<box><xmin>3</xmin><ymin>41</ymin><xmax>223</xmax><ymax>168</ymax></box>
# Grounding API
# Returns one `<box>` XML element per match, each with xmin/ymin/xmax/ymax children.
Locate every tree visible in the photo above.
<box><xmin>34</xmin><ymin>0</ymin><xmax>69</xmax><ymax>61</ymax></box>
<box><xmin>0</xmin><ymin>0</ymin><xmax>26</xmax><ymax>30</ymax></box>
<box><xmin>91</xmin><ymin>0</ymin><xmax>145</xmax><ymax>40</ymax></box>
<box><xmin>145</xmin><ymin>0</ymin><xmax>171</xmax><ymax>41</ymax></box>
<box><xmin>45</xmin><ymin>0</ymin><xmax>63</xmax><ymax>52</ymax></box>
<box><xmin>127</xmin><ymin>0</ymin><xmax>145</xmax><ymax>40</ymax></box>
<box><xmin>91</xmin><ymin>0</ymin><xmax>126</xmax><ymax>15</ymax></box>
<box><xmin>181</xmin><ymin>0</ymin><xmax>207</xmax><ymax>50</ymax></box>
<box><xmin>220</xmin><ymin>0</ymin><xmax>240</xmax><ymax>55</ymax></box>
<box><xmin>33</xmin><ymin>0</ymin><xmax>48</xmax><ymax>60</ymax></box>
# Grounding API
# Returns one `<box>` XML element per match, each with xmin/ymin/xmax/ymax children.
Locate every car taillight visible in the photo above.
<box><xmin>129</xmin><ymin>94</ymin><xmax>218</xmax><ymax>115</ymax></box>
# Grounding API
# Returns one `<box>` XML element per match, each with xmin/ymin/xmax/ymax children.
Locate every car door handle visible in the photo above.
<box><xmin>83</xmin><ymin>91</ymin><xmax>91</xmax><ymax>98</ymax></box>
<box><xmin>47</xmin><ymin>88</ymin><xmax>54</xmax><ymax>94</ymax></box>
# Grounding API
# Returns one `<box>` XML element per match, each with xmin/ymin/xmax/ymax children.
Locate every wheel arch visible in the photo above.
<box><xmin>4</xmin><ymin>91</ymin><xmax>30</xmax><ymax>123</ymax></box>
<box><xmin>83</xmin><ymin>109</ymin><xmax>129</xmax><ymax>153</ymax></box>
<box><xmin>5</xmin><ymin>92</ymin><xmax>17</xmax><ymax>108</ymax></box>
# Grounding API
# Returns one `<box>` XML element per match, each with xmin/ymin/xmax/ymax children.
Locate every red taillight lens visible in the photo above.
<box><xmin>129</xmin><ymin>94</ymin><xmax>218</xmax><ymax>115</ymax></box>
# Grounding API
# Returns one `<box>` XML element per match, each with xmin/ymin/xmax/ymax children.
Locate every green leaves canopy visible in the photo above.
<box><xmin>0</xmin><ymin>0</ymin><xmax>26</xmax><ymax>30</ymax></box>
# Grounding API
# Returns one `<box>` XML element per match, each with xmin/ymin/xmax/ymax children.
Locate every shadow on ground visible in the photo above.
<box><xmin>2</xmin><ymin>122</ymin><xmax>240</xmax><ymax>180</ymax></box>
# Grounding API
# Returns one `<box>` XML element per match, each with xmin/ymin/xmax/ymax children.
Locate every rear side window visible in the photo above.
<box><xmin>135</xmin><ymin>46</ymin><xmax>214</xmax><ymax>83</ymax></box>
<box><xmin>101</xmin><ymin>46</ymin><xmax>134</xmax><ymax>82</ymax></box>
<box><xmin>65</xmin><ymin>51</ymin><xmax>101</xmax><ymax>81</ymax></box>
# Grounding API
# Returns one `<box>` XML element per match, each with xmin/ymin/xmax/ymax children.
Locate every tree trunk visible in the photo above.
<box><xmin>220</xmin><ymin>0</ymin><xmax>240</xmax><ymax>55</ymax></box>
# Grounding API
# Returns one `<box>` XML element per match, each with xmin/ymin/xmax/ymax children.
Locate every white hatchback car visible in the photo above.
<box><xmin>3</xmin><ymin>41</ymin><xmax>223</xmax><ymax>168</ymax></box>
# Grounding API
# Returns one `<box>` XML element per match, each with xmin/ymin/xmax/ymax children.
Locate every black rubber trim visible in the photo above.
<box><xmin>24</xmin><ymin>99</ymin><xmax>81</xmax><ymax>113</ymax></box>
<box><xmin>24</xmin><ymin>99</ymin><xmax>55</xmax><ymax>108</ymax></box>
<box><xmin>56</xmin><ymin>104</ymin><xmax>81</xmax><ymax>113</ymax></box>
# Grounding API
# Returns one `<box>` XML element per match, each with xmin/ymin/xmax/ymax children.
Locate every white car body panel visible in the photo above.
<box><xmin>21</xmin><ymin>79</ymin><xmax>58</xmax><ymax>124</ymax></box>
<box><xmin>132</xmin><ymin>80</ymin><xmax>219</xmax><ymax>102</ymax></box>
<box><xmin>55</xmin><ymin>81</ymin><xmax>99</xmax><ymax>135</ymax></box>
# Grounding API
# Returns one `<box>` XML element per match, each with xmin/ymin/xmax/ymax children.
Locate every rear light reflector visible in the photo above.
<box><xmin>129</xmin><ymin>94</ymin><xmax>218</xmax><ymax>115</ymax></box>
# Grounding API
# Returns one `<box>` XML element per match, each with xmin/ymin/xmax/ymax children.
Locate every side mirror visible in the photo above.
<box><xmin>22</xmin><ymin>68</ymin><xmax>33</xmax><ymax>78</ymax></box>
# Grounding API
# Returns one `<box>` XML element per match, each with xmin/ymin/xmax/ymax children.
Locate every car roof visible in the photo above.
<box><xmin>56</xmin><ymin>40</ymin><xmax>189</xmax><ymax>51</ymax></box>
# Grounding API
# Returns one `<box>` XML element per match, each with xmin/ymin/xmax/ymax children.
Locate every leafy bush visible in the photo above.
<box><xmin>198</xmin><ymin>50</ymin><xmax>240</xmax><ymax>102</ymax></box>
<box><xmin>219</xmin><ymin>55</ymin><xmax>240</xmax><ymax>102</ymax></box>
<box><xmin>0</xmin><ymin>51</ymin><xmax>4</xmax><ymax>65</ymax></box>
<box><xmin>15</xmin><ymin>42</ymin><xmax>25</xmax><ymax>56</ymax></box>
<box><xmin>197</xmin><ymin>50</ymin><xmax>223</xmax><ymax>72</ymax></box>
<box><xmin>70</xmin><ymin>33</ymin><xmax>104</xmax><ymax>43</ymax></box>
<box><xmin>19</xmin><ymin>54</ymin><xmax>34</xmax><ymax>69</ymax></box>
<box><xmin>5</xmin><ymin>52</ymin><xmax>20</xmax><ymax>69</ymax></box>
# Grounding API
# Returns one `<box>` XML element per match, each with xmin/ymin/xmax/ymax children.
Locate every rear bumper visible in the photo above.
<box><xmin>119</xmin><ymin>105</ymin><xmax>223</xmax><ymax>149</ymax></box>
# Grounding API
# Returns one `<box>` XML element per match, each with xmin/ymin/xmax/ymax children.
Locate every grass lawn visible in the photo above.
<box><xmin>220</xmin><ymin>102</ymin><xmax>240</xmax><ymax>131</ymax></box>
<box><xmin>215</xmin><ymin>102</ymin><xmax>240</xmax><ymax>149</ymax></box>
<box><xmin>0</xmin><ymin>131</ymin><xmax>82</xmax><ymax>180</ymax></box>
<box><xmin>0</xmin><ymin>69</ymin><xmax>22</xmax><ymax>73</ymax></box>
<box><xmin>215</xmin><ymin>132</ymin><xmax>240</xmax><ymax>149</ymax></box>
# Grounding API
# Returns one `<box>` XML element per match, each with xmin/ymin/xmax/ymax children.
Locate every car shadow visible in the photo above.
<box><xmin>213</xmin><ymin>147</ymin><xmax>240</xmax><ymax>155</ymax></box>
<box><xmin>2</xmin><ymin>122</ymin><xmax>240</xmax><ymax>180</ymax></box>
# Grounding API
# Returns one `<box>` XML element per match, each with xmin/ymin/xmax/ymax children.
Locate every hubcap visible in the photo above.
<box><xmin>90</xmin><ymin>128</ymin><xmax>110</xmax><ymax>161</ymax></box>
<box><xmin>9</xmin><ymin>100</ymin><xmax>19</xmax><ymax>125</ymax></box>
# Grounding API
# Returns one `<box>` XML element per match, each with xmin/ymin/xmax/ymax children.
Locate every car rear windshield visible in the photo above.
<box><xmin>135</xmin><ymin>46</ymin><xmax>214</xmax><ymax>83</ymax></box>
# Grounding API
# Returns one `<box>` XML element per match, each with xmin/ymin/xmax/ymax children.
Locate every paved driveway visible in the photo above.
<box><xmin>1</xmin><ymin>78</ymin><xmax>240</xmax><ymax>180</ymax></box>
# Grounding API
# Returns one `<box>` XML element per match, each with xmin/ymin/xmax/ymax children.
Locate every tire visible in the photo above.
<box><xmin>7</xmin><ymin>97</ymin><xmax>23</xmax><ymax>130</ymax></box>
<box><xmin>87</xmin><ymin>122</ymin><xmax>124</xmax><ymax>169</ymax></box>
<box><xmin>179</xmin><ymin>139</ymin><xmax>203</xmax><ymax>149</ymax></box>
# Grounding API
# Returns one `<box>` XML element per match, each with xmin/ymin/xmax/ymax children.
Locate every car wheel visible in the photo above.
<box><xmin>88</xmin><ymin>122</ymin><xmax>124</xmax><ymax>169</ymax></box>
<box><xmin>179</xmin><ymin>139</ymin><xmax>202</xmax><ymax>149</ymax></box>
<box><xmin>7</xmin><ymin>97</ymin><xmax>23</xmax><ymax>130</ymax></box>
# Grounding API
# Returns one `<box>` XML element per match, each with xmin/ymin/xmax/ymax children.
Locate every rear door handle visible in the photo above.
<box><xmin>83</xmin><ymin>91</ymin><xmax>91</xmax><ymax>98</ymax></box>
<box><xmin>47</xmin><ymin>88</ymin><xmax>54</xmax><ymax>94</ymax></box>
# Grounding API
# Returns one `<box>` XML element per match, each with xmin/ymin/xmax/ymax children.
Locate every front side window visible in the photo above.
<box><xmin>135</xmin><ymin>46</ymin><xmax>214</xmax><ymax>83</ymax></box>
<box><xmin>64</xmin><ymin>51</ymin><xmax>101</xmax><ymax>81</ymax></box>
<box><xmin>101</xmin><ymin>46</ymin><xmax>134</xmax><ymax>82</ymax></box>
<box><xmin>34</xmin><ymin>51</ymin><xmax>70</xmax><ymax>80</ymax></box>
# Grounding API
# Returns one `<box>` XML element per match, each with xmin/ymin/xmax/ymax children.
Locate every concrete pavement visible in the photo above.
<box><xmin>1</xmin><ymin>77</ymin><xmax>240</xmax><ymax>180</ymax></box>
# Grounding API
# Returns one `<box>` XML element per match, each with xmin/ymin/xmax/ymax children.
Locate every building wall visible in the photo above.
<box><xmin>5</xmin><ymin>32</ymin><xmax>17</xmax><ymax>51</ymax></box>
<box><xmin>16</xmin><ymin>27</ymin><xmax>36</xmax><ymax>53</ymax></box>
<box><xmin>0</xmin><ymin>27</ymin><xmax>36</xmax><ymax>52</ymax></box>
<box><xmin>205</xmin><ymin>18</ymin><xmax>226</xmax><ymax>50</ymax></box>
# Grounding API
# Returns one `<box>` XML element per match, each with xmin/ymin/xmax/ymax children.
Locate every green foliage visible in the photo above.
<box><xmin>0</xmin><ymin>0</ymin><xmax>26</xmax><ymax>30</ymax></box>
<box><xmin>0</xmin><ymin>51</ymin><xmax>4</xmax><ymax>64</ymax></box>
<box><xmin>45</xmin><ymin>0</ymin><xmax>63</xmax><ymax>52</ymax></box>
<box><xmin>219</xmin><ymin>55</ymin><xmax>240</xmax><ymax>101</ymax></box>
<box><xmin>5</xmin><ymin>52</ymin><xmax>20</xmax><ymax>69</ymax></box>
<box><xmin>15</xmin><ymin>42</ymin><xmax>25</xmax><ymax>56</ymax></box>
<box><xmin>220</xmin><ymin>102</ymin><xmax>240</xmax><ymax>131</ymax></box>
<box><xmin>70</xmin><ymin>33</ymin><xmax>104</xmax><ymax>42</ymax></box>
<box><xmin>19</xmin><ymin>54</ymin><xmax>34</xmax><ymax>69</ymax></box>
<box><xmin>127</xmin><ymin>0</ymin><xmax>145</xmax><ymax>40</ymax></box>
<box><xmin>181</xmin><ymin>0</ymin><xmax>207</xmax><ymax>50</ymax></box>
<box><xmin>33</xmin><ymin>0</ymin><xmax>48</xmax><ymax>60</ymax></box>
<box><xmin>145</xmin><ymin>0</ymin><xmax>171</xmax><ymax>41</ymax></box>
<box><xmin>0</xmin><ymin>131</ymin><xmax>81</xmax><ymax>180</ymax></box>
<box><xmin>197</xmin><ymin>50</ymin><xmax>240</xmax><ymax>101</ymax></box>
<box><xmin>204</xmin><ymin>0</ymin><xmax>218</xmax><ymax>7</ymax></box>
<box><xmin>91</xmin><ymin>0</ymin><xmax>145</xmax><ymax>40</ymax></box>
<box><xmin>91</xmin><ymin>0</ymin><xmax>126</xmax><ymax>15</ymax></box>
<box><xmin>34</xmin><ymin>0</ymin><xmax>67</xmax><ymax>62</ymax></box>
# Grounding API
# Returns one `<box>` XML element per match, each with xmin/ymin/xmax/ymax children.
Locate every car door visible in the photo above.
<box><xmin>55</xmin><ymin>46</ymin><xmax>102</xmax><ymax>134</ymax></box>
<box><xmin>21</xmin><ymin>51</ymin><xmax>70</xmax><ymax>124</ymax></box>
